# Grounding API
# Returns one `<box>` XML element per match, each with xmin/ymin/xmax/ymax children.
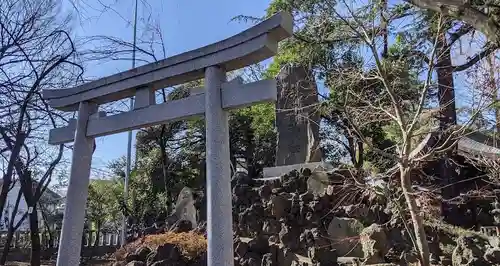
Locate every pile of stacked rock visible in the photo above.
<box><xmin>231</xmin><ymin>168</ymin><xmax>395</xmax><ymax>265</ymax></box>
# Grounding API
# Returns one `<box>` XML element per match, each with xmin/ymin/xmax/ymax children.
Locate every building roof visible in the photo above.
<box><xmin>0</xmin><ymin>179</ymin><xmax>62</xmax><ymax>200</ymax></box>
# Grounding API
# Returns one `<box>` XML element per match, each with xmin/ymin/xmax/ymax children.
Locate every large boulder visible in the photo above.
<box><xmin>135</xmin><ymin>246</ymin><xmax>151</xmax><ymax>262</ymax></box>
<box><xmin>360</xmin><ymin>223</ymin><xmax>388</xmax><ymax>264</ymax></box>
<box><xmin>270</xmin><ymin>195</ymin><xmax>290</xmax><ymax>219</ymax></box>
<box><xmin>241</xmin><ymin>252</ymin><xmax>262</xmax><ymax>266</ymax></box>
<box><xmin>279</xmin><ymin>224</ymin><xmax>300</xmax><ymax>251</ymax></box>
<box><xmin>248</xmin><ymin>234</ymin><xmax>270</xmax><ymax>255</ymax></box>
<box><xmin>277</xmin><ymin>247</ymin><xmax>298</xmax><ymax>266</ymax></box>
<box><xmin>259</xmin><ymin>184</ymin><xmax>272</xmax><ymax>200</ymax></box>
<box><xmin>307</xmin><ymin>246</ymin><xmax>338</xmax><ymax>265</ymax></box>
<box><xmin>263</xmin><ymin>219</ymin><xmax>281</xmax><ymax>236</ymax></box>
<box><xmin>327</xmin><ymin>217</ymin><xmax>364</xmax><ymax>257</ymax></box>
<box><xmin>235</xmin><ymin>241</ymin><xmax>249</xmax><ymax>258</ymax></box>
<box><xmin>154</xmin><ymin>243</ymin><xmax>181</xmax><ymax>262</ymax></box>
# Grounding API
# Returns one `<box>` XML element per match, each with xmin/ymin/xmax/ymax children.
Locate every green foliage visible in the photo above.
<box><xmin>86</xmin><ymin>179</ymin><xmax>122</xmax><ymax>230</ymax></box>
<box><xmin>266</xmin><ymin>0</ymin><xmax>292</xmax><ymax>17</ymax></box>
<box><xmin>235</xmin><ymin>103</ymin><xmax>275</xmax><ymax>137</ymax></box>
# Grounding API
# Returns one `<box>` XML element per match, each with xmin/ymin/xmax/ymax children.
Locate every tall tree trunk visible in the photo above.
<box><xmin>0</xmin><ymin>181</ymin><xmax>12</xmax><ymax>224</ymax></box>
<box><xmin>380</xmin><ymin>0</ymin><xmax>388</xmax><ymax>58</ymax></box>
<box><xmin>0</xmin><ymin>229</ymin><xmax>15</xmax><ymax>264</ymax></box>
<box><xmin>347</xmin><ymin>135</ymin><xmax>364</xmax><ymax>169</ymax></box>
<box><xmin>159</xmin><ymin>90</ymin><xmax>172</xmax><ymax>212</ymax></box>
<box><xmin>400</xmin><ymin>165</ymin><xmax>430</xmax><ymax>266</ymax></box>
<box><xmin>436</xmin><ymin>34</ymin><xmax>457</xmax><ymax>128</ymax></box>
<box><xmin>29</xmin><ymin>204</ymin><xmax>41</xmax><ymax>266</ymax></box>
<box><xmin>159</xmin><ymin>138</ymin><xmax>171</xmax><ymax>212</ymax></box>
<box><xmin>355</xmin><ymin>140</ymin><xmax>364</xmax><ymax>168</ymax></box>
<box><xmin>93</xmin><ymin>221</ymin><xmax>101</xmax><ymax>247</ymax></box>
<box><xmin>487</xmin><ymin>55</ymin><xmax>499</xmax><ymax>136</ymax></box>
<box><xmin>0</xmin><ymin>132</ymin><xmax>26</xmax><ymax>222</ymax></box>
<box><xmin>40</xmin><ymin>207</ymin><xmax>54</xmax><ymax>248</ymax></box>
<box><xmin>436</xmin><ymin>32</ymin><xmax>459</xmax><ymax>223</ymax></box>
<box><xmin>0</xmin><ymin>189</ymin><xmax>26</xmax><ymax>265</ymax></box>
<box><xmin>19</xmin><ymin>172</ymin><xmax>41</xmax><ymax>266</ymax></box>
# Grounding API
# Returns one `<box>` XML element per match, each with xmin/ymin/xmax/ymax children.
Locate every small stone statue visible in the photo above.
<box><xmin>166</xmin><ymin>187</ymin><xmax>197</xmax><ymax>229</ymax></box>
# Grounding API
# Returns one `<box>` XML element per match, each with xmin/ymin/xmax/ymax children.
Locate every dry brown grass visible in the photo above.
<box><xmin>115</xmin><ymin>231</ymin><xmax>207</xmax><ymax>261</ymax></box>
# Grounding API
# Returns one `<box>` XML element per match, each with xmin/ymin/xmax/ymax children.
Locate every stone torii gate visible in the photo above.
<box><xmin>42</xmin><ymin>12</ymin><xmax>292</xmax><ymax>266</ymax></box>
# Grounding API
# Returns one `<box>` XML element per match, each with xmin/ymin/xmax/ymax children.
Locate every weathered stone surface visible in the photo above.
<box><xmin>263</xmin><ymin>219</ymin><xmax>281</xmax><ymax>236</ymax></box>
<box><xmin>343</xmin><ymin>205</ymin><xmax>369</xmax><ymax>221</ymax></box>
<box><xmin>452</xmin><ymin>236</ymin><xmax>487</xmax><ymax>266</ymax></box>
<box><xmin>232</xmin><ymin>171</ymin><xmax>253</xmax><ymax>186</ymax></box>
<box><xmin>235</xmin><ymin>241</ymin><xmax>249</xmax><ymax>258</ymax></box>
<box><xmin>189</xmin><ymin>252</ymin><xmax>207</xmax><ymax>266</ymax></box>
<box><xmin>279</xmin><ymin>224</ymin><xmax>300</xmax><ymax>251</ymax></box>
<box><xmin>249</xmin><ymin>234</ymin><xmax>271</xmax><ymax>255</ymax></box>
<box><xmin>360</xmin><ymin>223</ymin><xmax>388</xmax><ymax>264</ymax></box>
<box><xmin>270</xmin><ymin>195</ymin><xmax>290</xmax><ymax>219</ymax></box>
<box><xmin>243</xmin><ymin>252</ymin><xmax>263</xmax><ymax>266</ymax></box>
<box><xmin>248</xmin><ymin>257</ymin><xmax>260</xmax><ymax>266</ymax></box>
<box><xmin>299</xmin><ymin>192</ymin><xmax>314</xmax><ymax>204</ymax></box>
<box><xmin>193</xmin><ymin>221</ymin><xmax>206</xmax><ymax>235</ymax></box>
<box><xmin>262</xmin><ymin>253</ymin><xmax>277</xmax><ymax>266</ymax></box>
<box><xmin>307</xmin><ymin>247</ymin><xmax>338</xmax><ymax>265</ymax></box>
<box><xmin>399</xmin><ymin>250</ymin><xmax>419</xmax><ymax>265</ymax></box>
<box><xmin>146</xmin><ymin>251</ymin><xmax>157</xmax><ymax>265</ymax></box>
<box><xmin>170</xmin><ymin>220</ymin><xmax>193</xmax><ymax>233</ymax></box>
<box><xmin>269</xmin><ymin>235</ymin><xmax>279</xmax><ymax>243</ymax></box>
<box><xmin>327</xmin><ymin>217</ymin><xmax>364</xmax><ymax>257</ymax></box>
<box><xmin>275</xmin><ymin>64</ymin><xmax>322</xmax><ymax>166</ymax></box>
<box><xmin>299</xmin><ymin>228</ymin><xmax>329</xmax><ymax>251</ymax></box>
<box><xmin>149</xmin><ymin>259</ymin><xmax>184</xmax><ymax>266</ymax></box>
<box><xmin>134</xmin><ymin>246</ymin><xmax>151</xmax><ymax>262</ymax></box>
<box><xmin>172</xmin><ymin>187</ymin><xmax>197</xmax><ymax>228</ymax></box>
<box><xmin>306</xmin><ymin>171</ymin><xmax>329</xmax><ymax>196</ymax></box>
<box><xmin>259</xmin><ymin>184</ymin><xmax>273</xmax><ymax>200</ymax></box>
<box><xmin>125</xmin><ymin>261</ymin><xmax>146</xmax><ymax>266</ymax></box>
<box><xmin>154</xmin><ymin>243</ymin><xmax>181</xmax><ymax>262</ymax></box>
<box><xmin>484</xmin><ymin>247</ymin><xmax>500</xmax><ymax>264</ymax></box>
<box><xmin>278</xmin><ymin>247</ymin><xmax>298</xmax><ymax>266</ymax></box>
<box><xmin>125</xmin><ymin>253</ymin><xmax>140</xmax><ymax>263</ymax></box>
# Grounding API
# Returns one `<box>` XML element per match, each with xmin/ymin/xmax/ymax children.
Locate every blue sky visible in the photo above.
<box><xmin>65</xmin><ymin>0</ymin><xmax>272</xmax><ymax>175</ymax></box>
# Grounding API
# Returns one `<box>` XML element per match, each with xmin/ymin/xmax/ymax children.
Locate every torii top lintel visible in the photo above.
<box><xmin>42</xmin><ymin>12</ymin><xmax>293</xmax><ymax>111</ymax></box>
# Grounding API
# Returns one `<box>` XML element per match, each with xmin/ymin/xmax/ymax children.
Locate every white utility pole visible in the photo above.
<box><xmin>121</xmin><ymin>0</ymin><xmax>138</xmax><ymax>246</ymax></box>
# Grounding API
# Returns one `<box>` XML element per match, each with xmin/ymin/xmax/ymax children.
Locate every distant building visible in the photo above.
<box><xmin>0</xmin><ymin>180</ymin><xmax>63</xmax><ymax>232</ymax></box>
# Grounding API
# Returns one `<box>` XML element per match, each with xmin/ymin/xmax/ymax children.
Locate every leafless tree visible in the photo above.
<box><xmin>319</xmin><ymin>3</ymin><xmax>496</xmax><ymax>265</ymax></box>
<box><xmin>0</xmin><ymin>0</ymin><xmax>82</xmax><ymax>264</ymax></box>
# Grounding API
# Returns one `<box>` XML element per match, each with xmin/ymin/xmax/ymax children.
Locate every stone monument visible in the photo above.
<box><xmin>260</xmin><ymin>64</ymin><xmax>329</xmax><ymax>195</ymax></box>
<box><xmin>275</xmin><ymin>64</ymin><xmax>322</xmax><ymax>166</ymax></box>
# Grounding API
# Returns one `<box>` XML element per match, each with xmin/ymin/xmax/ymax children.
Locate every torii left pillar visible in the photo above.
<box><xmin>57</xmin><ymin>101</ymin><xmax>97</xmax><ymax>266</ymax></box>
